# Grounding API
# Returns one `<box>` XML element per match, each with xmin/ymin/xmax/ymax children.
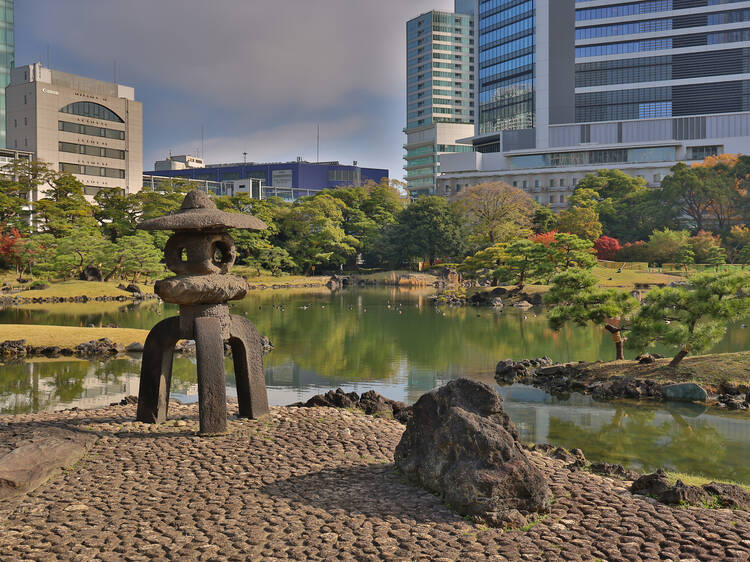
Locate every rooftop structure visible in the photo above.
<box><xmin>154</xmin><ymin>154</ymin><xmax>205</xmax><ymax>171</ymax></box>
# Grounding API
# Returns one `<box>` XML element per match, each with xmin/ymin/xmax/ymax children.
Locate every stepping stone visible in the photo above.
<box><xmin>0</xmin><ymin>428</ymin><xmax>98</xmax><ymax>500</ymax></box>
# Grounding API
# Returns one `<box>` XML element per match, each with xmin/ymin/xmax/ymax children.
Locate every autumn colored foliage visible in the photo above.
<box><xmin>615</xmin><ymin>240</ymin><xmax>649</xmax><ymax>262</ymax></box>
<box><xmin>531</xmin><ymin>231</ymin><xmax>556</xmax><ymax>247</ymax></box>
<box><xmin>0</xmin><ymin>227</ymin><xmax>22</xmax><ymax>268</ymax></box>
<box><xmin>594</xmin><ymin>236</ymin><xmax>622</xmax><ymax>260</ymax></box>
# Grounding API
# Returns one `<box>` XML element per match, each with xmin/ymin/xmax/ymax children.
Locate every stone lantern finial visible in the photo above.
<box><xmin>134</xmin><ymin>189</ymin><xmax>270</xmax><ymax>434</ymax></box>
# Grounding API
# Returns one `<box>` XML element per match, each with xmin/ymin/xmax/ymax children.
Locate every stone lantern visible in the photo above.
<box><xmin>135</xmin><ymin>190</ymin><xmax>269</xmax><ymax>434</ymax></box>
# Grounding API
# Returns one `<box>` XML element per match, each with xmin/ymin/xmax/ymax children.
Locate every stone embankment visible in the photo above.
<box><xmin>0</xmin><ymin>338</ymin><xmax>191</xmax><ymax>359</ymax></box>
<box><xmin>1</xmin><ymin>401</ymin><xmax>749</xmax><ymax>559</ymax></box>
<box><xmin>496</xmin><ymin>357</ymin><xmax>750</xmax><ymax>409</ymax></box>
<box><xmin>631</xmin><ymin>468</ymin><xmax>750</xmax><ymax>509</ymax></box>
<box><xmin>290</xmin><ymin>388</ymin><xmax>410</xmax><ymax>423</ymax></box>
<box><xmin>246</xmin><ymin>282</ymin><xmax>327</xmax><ymax>290</ymax></box>
<box><xmin>0</xmin><ymin>293</ymin><xmax>158</xmax><ymax>306</ymax></box>
<box><xmin>432</xmin><ymin>286</ymin><xmax>544</xmax><ymax>308</ymax></box>
<box><xmin>0</xmin><ymin>336</ymin><xmax>273</xmax><ymax>359</ymax></box>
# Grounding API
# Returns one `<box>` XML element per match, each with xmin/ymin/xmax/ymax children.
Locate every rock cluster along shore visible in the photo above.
<box><xmin>0</xmin><ymin>338</ymin><xmax>193</xmax><ymax>359</ymax></box>
<box><xmin>431</xmin><ymin>286</ymin><xmax>544</xmax><ymax>308</ymax></box>
<box><xmin>495</xmin><ymin>357</ymin><xmax>750</xmax><ymax>409</ymax></box>
<box><xmin>245</xmin><ymin>282</ymin><xmax>326</xmax><ymax>290</ymax></box>
<box><xmin>0</xmin><ymin>293</ymin><xmax>158</xmax><ymax>306</ymax></box>
<box><xmin>525</xmin><ymin>443</ymin><xmax>750</xmax><ymax>510</ymax></box>
<box><xmin>631</xmin><ymin>469</ymin><xmax>750</xmax><ymax>509</ymax></box>
<box><xmin>0</xmin><ymin>335</ymin><xmax>273</xmax><ymax>360</ymax></box>
<box><xmin>290</xmin><ymin>388</ymin><xmax>411</xmax><ymax>423</ymax></box>
<box><xmin>2</xmin><ymin>402</ymin><xmax>749</xmax><ymax>559</ymax></box>
<box><xmin>0</xmin><ymin>338</ymin><xmax>128</xmax><ymax>359</ymax></box>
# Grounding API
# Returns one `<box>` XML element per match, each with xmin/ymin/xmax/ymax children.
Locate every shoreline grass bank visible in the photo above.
<box><xmin>583</xmin><ymin>351</ymin><xmax>750</xmax><ymax>392</ymax></box>
<box><xmin>0</xmin><ymin>324</ymin><xmax>149</xmax><ymax>348</ymax></box>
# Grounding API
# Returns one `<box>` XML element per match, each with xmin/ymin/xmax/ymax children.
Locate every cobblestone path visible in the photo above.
<box><xmin>1</xmin><ymin>403</ymin><xmax>749</xmax><ymax>561</ymax></box>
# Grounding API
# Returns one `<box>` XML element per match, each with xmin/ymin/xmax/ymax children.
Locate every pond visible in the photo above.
<box><xmin>2</xmin><ymin>288</ymin><xmax>749</xmax><ymax>483</ymax></box>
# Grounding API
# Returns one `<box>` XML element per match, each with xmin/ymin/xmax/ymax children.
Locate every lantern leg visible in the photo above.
<box><xmin>194</xmin><ymin>316</ymin><xmax>228</xmax><ymax>434</ymax></box>
<box><xmin>229</xmin><ymin>314</ymin><xmax>269</xmax><ymax>419</ymax></box>
<box><xmin>137</xmin><ymin>316</ymin><xmax>181</xmax><ymax>424</ymax></box>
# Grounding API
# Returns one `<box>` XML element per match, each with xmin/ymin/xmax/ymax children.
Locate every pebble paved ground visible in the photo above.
<box><xmin>1</xmin><ymin>403</ymin><xmax>750</xmax><ymax>561</ymax></box>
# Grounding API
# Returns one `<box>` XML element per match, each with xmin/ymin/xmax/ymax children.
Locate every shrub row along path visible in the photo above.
<box><xmin>1</xmin><ymin>403</ymin><xmax>749</xmax><ymax>560</ymax></box>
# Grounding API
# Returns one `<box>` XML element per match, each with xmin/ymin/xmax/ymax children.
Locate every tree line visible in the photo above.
<box><xmin>3</xmin><ymin>153</ymin><xmax>750</xmax><ymax>282</ymax></box>
<box><xmin>456</xmin><ymin>154</ymin><xmax>750</xmax><ymax>280</ymax></box>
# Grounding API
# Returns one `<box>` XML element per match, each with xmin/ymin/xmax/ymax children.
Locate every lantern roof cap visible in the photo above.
<box><xmin>137</xmin><ymin>190</ymin><xmax>266</xmax><ymax>232</ymax></box>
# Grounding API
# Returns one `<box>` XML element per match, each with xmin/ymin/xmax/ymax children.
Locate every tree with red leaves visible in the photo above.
<box><xmin>531</xmin><ymin>231</ymin><xmax>556</xmax><ymax>247</ymax></box>
<box><xmin>594</xmin><ymin>236</ymin><xmax>622</xmax><ymax>261</ymax></box>
<box><xmin>0</xmin><ymin>227</ymin><xmax>22</xmax><ymax>271</ymax></box>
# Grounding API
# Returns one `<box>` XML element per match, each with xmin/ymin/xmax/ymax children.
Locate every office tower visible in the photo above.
<box><xmin>439</xmin><ymin>0</ymin><xmax>750</xmax><ymax>208</ymax></box>
<box><xmin>404</xmin><ymin>0</ymin><xmax>476</xmax><ymax>199</ymax></box>
<box><xmin>6</xmin><ymin>63</ymin><xmax>143</xmax><ymax>198</ymax></box>
<box><xmin>0</xmin><ymin>0</ymin><xmax>13</xmax><ymax>147</ymax></box>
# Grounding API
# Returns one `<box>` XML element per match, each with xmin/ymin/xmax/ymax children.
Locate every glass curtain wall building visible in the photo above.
<box><xmin>478</xmin><ymin>0</ymin><xmax>536</xmax><ymax>136</ymax></box>
<box><xmin>404</xmin><ymin>1</ymin><xmax>476</xmax><ymax>198</ymax></box>
<box><xmin>437</xmin><ymin>0</ymin><xmax>750</xmax><ymax>208</ymax></box>
<box><xmin>575</xmin><ymin>0</ymin><xmax>750</xmax><ymax>122</ymax></box>
<box><xmin>0</xmin><ymin>0</ymin><xmax>13</xmax><ymax>147</ymax></box>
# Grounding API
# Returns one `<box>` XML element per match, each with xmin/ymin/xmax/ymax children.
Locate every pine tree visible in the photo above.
<box><xmin>546</xmin><ymin>269</ymin><xmax>639</xmax><ymax>360</ymax></box>
<box><xmin>628</xmin><ymin>271</ymin><xmax>750</xmax><ymax>367</ymax></box>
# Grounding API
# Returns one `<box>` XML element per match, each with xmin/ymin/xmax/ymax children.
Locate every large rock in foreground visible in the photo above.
<box><xmin>394</xmin><ymin>378</ymin><xmax>552</xmax><ymax>527</ymax></box>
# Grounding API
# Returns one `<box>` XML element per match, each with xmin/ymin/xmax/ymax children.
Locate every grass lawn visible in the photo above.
<box><xmin>352</xmin><ymin>270</ymin><xmax>439</xmax><ymax>285</ymax></box>
<box><xmin>233</xmin><ymin>267</ymin><xmax>327</xmax><ymax>287</ymax></box>
<box><xmin>0</xmin><ymin>324</ymin><xmax>149</xmax><ymax>347</ymax></box>
<box><xmin>12</xmin><ymin>301</ymin><xmax>154</xmax><ymax>316</ymax></box>
<box><xmin>590</xmin><ymin>266</ymin><xmax>685</xmax><ymax>290</ymax></box>
<box><xmin>468</xmin><ymin>266</ymin><xmax>687</xmax><ymax>300</ymax></box>
<box><xmin>13</xmin><ymin>280</ymin><xmax>155</xmax><ymax>299</ymax></box>
<box><xmin>584</xmin><ymin>351</ymin><xmax>750</xmax><ymax>392</ymax></box>
<box><xmin>665</xmin><ymin>472</ymin><xmax>750</xmax><ymax>493</ymax></box>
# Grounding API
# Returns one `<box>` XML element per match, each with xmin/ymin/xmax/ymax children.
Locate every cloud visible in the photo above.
<box><xmin>166</xmin><ymin>116</ymin><xmax>368</xmax><ymax>166</ymax></box>
<box><xmin>23</xmin><ymin>0</ymin><xmax>454</xmax><ymax>110</ymax></box>
<box><xmin>17</xmin><ymin>0</ymin><xmax>458</xmax><ymax>180</ymax></box>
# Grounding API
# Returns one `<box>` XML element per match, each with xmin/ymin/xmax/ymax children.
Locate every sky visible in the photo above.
<box><xmin>16</xmin><ymin>0</ymin><xmax>457</xmax><ymax>181</ymax></box>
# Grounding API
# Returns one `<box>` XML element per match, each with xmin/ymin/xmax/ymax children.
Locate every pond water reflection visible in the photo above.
<box><xmin>1</xmin><ymin>288</ymin><xmax>749</xmax><ymax>483</ymax></box>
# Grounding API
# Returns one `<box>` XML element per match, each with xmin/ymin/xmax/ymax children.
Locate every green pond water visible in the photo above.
<box><xmin>1</xmin><ymin>287</ymin><xmax>749</xmax><ymax>483</ymax></box>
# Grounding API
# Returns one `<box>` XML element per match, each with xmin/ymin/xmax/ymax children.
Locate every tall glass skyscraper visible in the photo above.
<box><xmin>404</xmin><ymin>1</ymin><xmax>476</xmax><ymax>198</ymax></box>
<box><xmin>438</xmin><ymin>0</ymin><xmax>750</xmax><ymax>206</ymax></box>
<box><xmin>478</xmin><ymin>0</ymin><xmax>536</xmax><ymax>134</ymax></box>
<box><xmin>0</xmin><ymin>0</ymin><xmax>12</xmax><ymax>147</ymax></box>
<box><xmin>0</xmin><ymin>0</ymin><xmax>13</xmax><ymax>148</ymax></box>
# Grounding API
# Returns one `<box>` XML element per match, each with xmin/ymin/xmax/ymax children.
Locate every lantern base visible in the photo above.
<box><xmin>136</xmin><ymin>313</ymin><xmax>269</xmax><ymax>434</ymax></box>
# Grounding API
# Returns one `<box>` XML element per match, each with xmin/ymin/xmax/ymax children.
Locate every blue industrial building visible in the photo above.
<box><xmin>144</xmin><ymin>159</ymin><xmax>389</xmax><ymax>201</ymax></box>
